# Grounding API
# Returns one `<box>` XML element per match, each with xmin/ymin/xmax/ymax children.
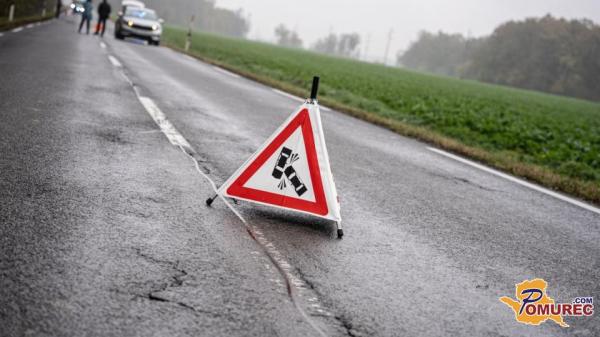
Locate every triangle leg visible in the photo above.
<box><xmin>336</xmin><ymin>221</ymin><xmax>343</xmax><ymax>239</ymax></box>
<box><xmin>206</xmin><ymin>193</ymin><xmax>218</xmax><ymax>207</ymax></box>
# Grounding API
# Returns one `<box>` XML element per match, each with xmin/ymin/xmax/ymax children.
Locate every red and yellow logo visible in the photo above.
<box><xmin>500</xmin><ymin>278</ymin><xmax>594</xmax><ymax>327</ymax></box>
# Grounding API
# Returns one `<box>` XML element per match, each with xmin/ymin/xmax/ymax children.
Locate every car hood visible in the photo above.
<box><xmin>123</xmin><ymin>17</ymin><xmax>159</xmax><ymax>27</ymax></box>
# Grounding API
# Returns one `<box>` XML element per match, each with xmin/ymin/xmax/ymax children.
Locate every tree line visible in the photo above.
<box><xmin>398</xmin><ymin>15</ymin><xmax>600</xmax><ymax>102</ymax></box>
<box><xmin>274</xmin><ymin>23</ymin><xmax>361</xmax><ymax>58</ymax></box>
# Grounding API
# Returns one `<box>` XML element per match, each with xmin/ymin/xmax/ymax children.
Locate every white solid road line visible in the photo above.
<box><xmin>427</xmin><ymin>147</ymin><xmax>600</xmax><ymax>215</ymax></box>
<box><xmin>108</xmin><ymin>55</ymin><xmax>122</xmax><ymax>67</ymax></box>
<box><xmin>11</xmin><ymin>27</ymin><xmax>23</xmax><ymax>33</ymax></box>
<box><xmin>272</xmin><ymin>88</ymin><xmax>333</xmax><ymax>111</ymax></box>
<box><xmin>212</xmin><ymin>66</ymin><xmax>241</xmax><ymax>78</ymax></box>
<box><xmin>100</xmin><ymin>41</ymin><xmax>106</xmax><ymax>49</ymax></box>
<box><xmin>272</xmin><ymin>88</ymin><xmax>304</xmax><ymax>103</ymax></box>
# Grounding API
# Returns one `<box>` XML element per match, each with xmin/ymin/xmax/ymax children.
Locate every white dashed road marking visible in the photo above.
<box><xmin>11</xmin><ymin>27</ymin><xmax>23</xmax><ymax>33</ymax></box>
<box><xmin>100</xmin><ymin>41</ymin><xmax>106</xmax><ymax>49</ymax></box>
<box><xmin>108</xmin><ymin>55</ymin><xmax>122</xmax><ymax>67</ymax></box>
<box><xmin>137</xmin><ymin>97</ymin><xmax>192</xmax><ymax>149</ymax></box>
<box><xmin>427</xmin><ymin>147</ymin><xmax>600</xmax><ymax>215</ymax></box>
<box><xmin>26</xmin><ymin>23</ymin><xmax>34</xmax><ymax>28</ymax></box>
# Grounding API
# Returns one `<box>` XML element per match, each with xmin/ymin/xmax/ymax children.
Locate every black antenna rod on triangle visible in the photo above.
<box><xmin>310</xmin><ymin>76</ymin><xmax>320</xmax><ymax>101</ymax></box>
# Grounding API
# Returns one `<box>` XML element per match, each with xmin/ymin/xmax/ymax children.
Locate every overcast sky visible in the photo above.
<box><xmin>215</xmin><ymin>0</ymin><xmax>600</xmax><ymax>63</ymax></box>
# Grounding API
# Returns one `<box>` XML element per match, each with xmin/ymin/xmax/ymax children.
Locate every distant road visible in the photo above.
<box><xmin>1</xmin><ymin>17</ymin><xmax>598</xmax><ymax>337</ymax></box>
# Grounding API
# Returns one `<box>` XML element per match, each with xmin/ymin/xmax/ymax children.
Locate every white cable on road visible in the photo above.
<box><xmin>108</xmin><ymin>42</ymin><xmax>329</xmax><ymax>335</ymax></box>
<box><xmin>177</xmin><ymin>145</ymin><xmax>329</xmax><ymax>337</ymax></box>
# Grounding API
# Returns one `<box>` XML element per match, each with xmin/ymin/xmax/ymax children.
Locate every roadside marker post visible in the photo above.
<box><xmin>9</xmin><ymin>4</ymin><xmax>15</xmax><ymax>22</ymax></box>
<box><xmin>185</xmin><ymin>15</ymin><xmax>195</xmax><ymax>52</ymax></box>
<box><xmin>206</xmin><ymin>77</ymin><xmax>343</xmax><ymax>238</ymax></box>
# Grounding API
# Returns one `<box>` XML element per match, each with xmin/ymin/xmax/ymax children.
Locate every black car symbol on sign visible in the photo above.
<box><xmin>272</xmin><ymin>147</ymin><xmax>292</xmax><ymax>179</ymax></box>
<box><xmin>284</xmin><ymin>166</ymin><xmax>307</xmax><ymax>196</ymax></box>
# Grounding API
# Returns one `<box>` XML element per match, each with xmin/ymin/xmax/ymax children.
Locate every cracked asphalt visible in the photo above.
<box><xmin>1</xmin><ymin>17</ymin><xmax>599</xmax><ymax>337</ymax></box>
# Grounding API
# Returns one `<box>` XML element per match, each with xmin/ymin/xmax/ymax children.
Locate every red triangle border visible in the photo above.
<box><xmin>226</xmin><ymin>109</ymin><xmax>329</xmax><ymax>216</ymax></box>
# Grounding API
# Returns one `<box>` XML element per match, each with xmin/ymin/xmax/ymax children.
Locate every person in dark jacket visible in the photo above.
<box><xmin>78</xmin><ymin>0</ymin><xmax>93</xmax><ymax>34</ymax></box>
<box><xmin>94</xmin><ymin>0</ymin><xmax>111</xmax><ymax>37</ymax></box>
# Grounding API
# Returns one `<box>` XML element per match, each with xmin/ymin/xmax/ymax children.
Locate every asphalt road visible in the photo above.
<box><xmin>1</xmin><ymin>18</ymin><xmax>598</xmax><ymax>337</ymax></box>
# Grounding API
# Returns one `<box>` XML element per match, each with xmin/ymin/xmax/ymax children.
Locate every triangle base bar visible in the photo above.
<box><xmin>205</xmin><ymin>192</ymin><xmax>343</xmax><ymax>238</ymax></box>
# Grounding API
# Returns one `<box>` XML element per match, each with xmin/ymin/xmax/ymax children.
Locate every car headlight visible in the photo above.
<box><xmin>152</xmin><ymin>24</ymin><xmax>158</xmax><ymax>31</ymax></box>
<box><xmin>127</xmin><ymin>20</ymin><xmax>133</xmax><ymax>27</ymax></box>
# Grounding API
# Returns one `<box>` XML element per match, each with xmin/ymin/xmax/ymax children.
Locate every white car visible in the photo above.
<box><xmin>115</xmin><ymin>7</ymin><xmax>163</xmax><ymax>46</ymax></box>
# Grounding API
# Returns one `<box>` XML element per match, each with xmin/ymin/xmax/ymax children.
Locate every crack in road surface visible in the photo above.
<box><xmin>427</xmin><ymin>171</ymin><xmax>503</xmax><ymax>193</ymax></box>
<box><xmin>132</xmin><ymin>248</ymin><xmax>241</xmax><ymax>321</ymax></box>
<box><xmin>134</xmin><ymin>248</ymin><xmax>187</xmax><ymax>290</ymax></box>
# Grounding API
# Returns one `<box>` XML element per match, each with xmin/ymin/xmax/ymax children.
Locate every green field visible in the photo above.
<box><xmin>163</xmin><ymin>27</ymin><xmax>600</xmax><ymax>204</ymax></box>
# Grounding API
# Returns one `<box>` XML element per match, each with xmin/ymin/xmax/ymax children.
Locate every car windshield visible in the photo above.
<box><xmin>125</xmin><ymin>8</ymin><xmax>157</xmax><ymax>20</ymax></box>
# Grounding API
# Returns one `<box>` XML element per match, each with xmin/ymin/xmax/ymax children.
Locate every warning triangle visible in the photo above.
<box><xmin>219</xmin><ymin>104</ymin><xmax>341</xmax><ymax>221</ymax></box>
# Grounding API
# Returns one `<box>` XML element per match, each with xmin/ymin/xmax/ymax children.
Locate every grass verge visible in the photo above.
<box><xmin>0</xmin><ymin>14</ymin><xmax>54</xmax><ymax>31</ymax></box>
<box><xmin>162</xmin><ymin>27</ymin><xmax>600</xmax><ymax>205</ymax></box>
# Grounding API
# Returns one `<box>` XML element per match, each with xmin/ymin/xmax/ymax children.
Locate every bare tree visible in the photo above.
<box><xmin>312</xmin><ymin>32</ymin><xmax>360</xmax><ymax>58</ymax></box>
<box><xmin>274</xmin><ymin>24</ymin><xmax>303</xmax><ymax>48</ymax></box>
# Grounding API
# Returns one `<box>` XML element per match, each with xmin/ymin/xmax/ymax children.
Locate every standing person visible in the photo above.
<box><xmin>78</xmin><ymin>0</ymin><xmax>93</xmax><ymax>34</ymax></box>
<box><xmin>94</xmin><ymin>0</ymin><xmax>111</xmax><ymax>37</ymax></box>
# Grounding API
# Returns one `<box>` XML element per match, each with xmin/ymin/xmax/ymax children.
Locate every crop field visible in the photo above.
<box><xmin>163</xmin><ymin>27</ymin><xmax>600</xmax><ymax>203</ymax></box>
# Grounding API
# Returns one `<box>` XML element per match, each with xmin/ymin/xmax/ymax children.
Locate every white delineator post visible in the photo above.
<box><xmin>8</xmin><ymin>4</ymin><xmax>15</xmax><ymax>22</ymax></box>
<box><xmin>184</xmin><ymin>15</ymin><xmax>195</xmax><ymax>52</ymax></box>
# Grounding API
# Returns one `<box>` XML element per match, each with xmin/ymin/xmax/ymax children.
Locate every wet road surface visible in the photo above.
<box><xmin>1</xmin><ymin>18</ymin><xmax>599</xmax><ymax>337</ymax></box>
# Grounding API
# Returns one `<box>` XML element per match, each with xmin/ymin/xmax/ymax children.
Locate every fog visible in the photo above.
<box><xmin>216</xmin><ymin>0</ymin><xmax>600</xmax><ymax>63</ymax></box>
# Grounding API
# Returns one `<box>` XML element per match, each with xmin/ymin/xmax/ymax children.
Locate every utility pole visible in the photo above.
<box><xmin>383</xmin><ymin>28</ymin><xmax>393</xmax><ymax>65</ymax></box>
<box><xmin>185</xmin><ymin>15</ymin><xmax>195</xmax><ymax>52</ymax></box>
